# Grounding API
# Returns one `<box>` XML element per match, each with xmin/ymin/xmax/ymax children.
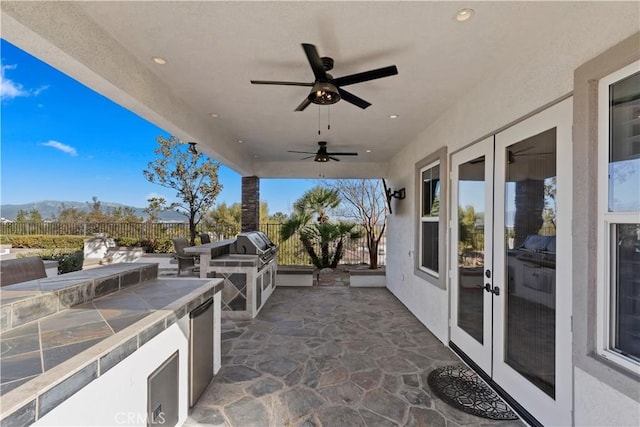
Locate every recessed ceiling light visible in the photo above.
<box><xmin>152</xmin><ymin>56</ymin><xmax>167</xmax><ymax>65</ymax></box>
<box><xmin>237</xmin><ymin>140</ymin><xmax>243</xmax><ymax>144</ymax></box>
<box><xmin>456</xmin><ymin>8</ymin><xmax>474</xmax><ymax>22</ymax></box>
<box><xmin>366</xmin><ymin>149</ymin><xmax>372</xmax><ymax>153</ymax></box>
<box><xmin>210</xmin><ymin>113</ymin><xmax>219</xmax><ymax>118</ymax></box>
<box><xmin>389</xmin><ymin>114</ymin><xmax>399</xmax><ymax>119</ymax></box>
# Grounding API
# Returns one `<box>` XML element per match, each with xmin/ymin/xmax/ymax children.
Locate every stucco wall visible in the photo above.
<box><xmin>572</xmin><ymin>32</ymin><xmax>640</xmax><ymax>417</ymax></box>
<box><xmin>385</xmin><ymin>10</ymin><xmax>640</xmax><ymax>426</ymax></box>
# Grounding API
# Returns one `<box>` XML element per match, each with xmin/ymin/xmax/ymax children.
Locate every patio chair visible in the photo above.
<box><xmin>171</xmin><ymin>238</ymin><xmax>199</xmax><ymax>276</ymax></box>
<box><xmin>199</xmin><ymin>232</ymin><xmax>211</xmax><ymax>244</ymax></box>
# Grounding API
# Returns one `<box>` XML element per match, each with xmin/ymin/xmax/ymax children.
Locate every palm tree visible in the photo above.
<box><xmin>281</xmin><ymin>187</ymin><xmax>362</xmax><ymax>268</ymax></box>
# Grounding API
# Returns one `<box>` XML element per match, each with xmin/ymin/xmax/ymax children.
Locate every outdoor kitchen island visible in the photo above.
<box><xmin>185</xmin><ymin>231</ymin><xmax>278</xmax><ymax>319</ymax></box>
<box><xmin>0</xmin><ymin>263</ymin><xmax>223</xmax><ymax>427</ymax></box>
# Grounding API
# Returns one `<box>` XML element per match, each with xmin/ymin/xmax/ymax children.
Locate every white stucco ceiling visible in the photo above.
<box><xmin>2</xmin><ymin>1</ymin><xmax>638</xmax><ymax>178</ymax></box>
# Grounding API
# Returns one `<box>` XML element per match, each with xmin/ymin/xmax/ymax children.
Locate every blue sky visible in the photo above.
<box><xmin>0</xmin><ymin>39</ymin><xmax>317</xmax><ymax>216</ymax></box>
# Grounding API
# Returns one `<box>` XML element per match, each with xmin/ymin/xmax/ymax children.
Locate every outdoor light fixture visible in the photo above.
<box><xmin>387</xmin><ymin>187</ymin><xmax>406</xmax><ymax>200</ymax></box>
<box><xmin>188</xmin><ymin>142</ymin><xmax>198</xmax><ymax>155</ymax></box>
<box><xmin>382</xmin><ymin>178</ymin><xmax>405</xmax><ymax>215</ymax></box>
<box><xmin>308</xmin><ymin>81</ymin><xmax>341</xmax><ymax>105</ymax></box>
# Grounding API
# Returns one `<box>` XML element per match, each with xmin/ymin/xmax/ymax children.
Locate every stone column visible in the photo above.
<box><xmin>513</xmin><ymin>179</ymin><xmax>545</xmax><ymax>247</ymax></box>
<box><xmin>241</xmin><ymin>176</ymin><xmax>260</xmax><ymax>232</ymax></box>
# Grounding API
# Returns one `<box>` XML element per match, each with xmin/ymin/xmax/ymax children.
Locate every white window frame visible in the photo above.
<box><xmin>419</xmin><ymin>161</ymin><xmax>440</xmax><ymax>277</ymax></box>
<box><xmin>596</xmin><ymin>60</ymin><xmax>640</xmax><ymax>374</ymax></box>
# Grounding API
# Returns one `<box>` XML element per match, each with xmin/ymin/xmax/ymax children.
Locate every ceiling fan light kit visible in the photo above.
<box><xmin>287</xmin><ymin>141</ymin><xmax>358</xmax><ymax>163</ymax></box>
<box><xmin>309</xmin><ymin>81</ymin><xmax>341</xmax><ymax>105</ymax></box>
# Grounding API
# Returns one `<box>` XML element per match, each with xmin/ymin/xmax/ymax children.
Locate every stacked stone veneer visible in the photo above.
<box><xmin>241</xmin><ymin>176</ymin><xmax>260</xmax><ymax>232</ymax></box>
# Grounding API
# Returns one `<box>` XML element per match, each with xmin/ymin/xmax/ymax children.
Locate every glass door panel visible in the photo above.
<box><xmin>492</xmin><ymin>98</ymin><xmax>572</xmax><ymax>427</ymax></box>
<box><xmin>458</xmin><ymin>156</ymin><xmax>487</xmax><ymax>344</ymax></box>
<box><xmin>503</xmin><ymin>128</ymin><xmax>557</xmax><ymax>398</ymax></box>
<box><xmin>450</xmin><ymin>136</ymin><xmax>494</xmax><ymax>374</ymax></box>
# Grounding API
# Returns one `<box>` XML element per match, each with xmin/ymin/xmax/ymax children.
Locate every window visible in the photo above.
<box><xmin>597</xmin><ymin>61</ymin><xmax>640</xmax><ymax>373</ymax></box>
<box><xmin>420</xmin><ymin>162</ymin><xmax>440</xmax><ymax>275</ymax></box>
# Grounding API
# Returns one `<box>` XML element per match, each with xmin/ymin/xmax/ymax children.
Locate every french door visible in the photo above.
<box><xmin>450</xmin><ymin>98</ymin><xmax>572</xmax><ymax>426</ymax></box>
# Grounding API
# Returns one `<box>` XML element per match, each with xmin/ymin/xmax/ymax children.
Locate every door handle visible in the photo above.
<box><xmin>484</xmin><ymin>283</ymin><xmax>500</xmax><ymax>296</ymax></box>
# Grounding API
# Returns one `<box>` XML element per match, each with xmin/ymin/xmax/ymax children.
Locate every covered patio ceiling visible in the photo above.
<box><xmin>2</xmin><ymin>1</ymin><xmax>636</xmax><ymax>178</ymax></box>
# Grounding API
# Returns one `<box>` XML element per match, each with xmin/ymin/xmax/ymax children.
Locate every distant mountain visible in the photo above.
<box><xmin>0</xmin><ymin>200</ymin><xmax>186</xmax><ymax>222</ymax></box>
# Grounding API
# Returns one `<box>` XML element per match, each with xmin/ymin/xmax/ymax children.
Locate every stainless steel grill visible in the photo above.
<box><xmin>230</xmin><ymin>231</ymin><xmax>278</xmax><ymax>267</ymax></box>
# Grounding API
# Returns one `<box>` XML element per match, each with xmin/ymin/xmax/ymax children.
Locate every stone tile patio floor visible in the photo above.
<box><xmin>184</xmin><ymin>285</ymin><xmax>525</xmax><ymax>427</ymax></box>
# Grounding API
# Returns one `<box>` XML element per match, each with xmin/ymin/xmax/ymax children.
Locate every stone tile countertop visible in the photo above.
<box><xmin>0</xmin><ymin>273</ymin><xmax>223</xmax><ymax>425</ymax></box>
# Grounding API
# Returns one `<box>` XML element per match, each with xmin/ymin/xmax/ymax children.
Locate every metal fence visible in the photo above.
<box><xmin>0</xmin><ymin>222</ymin><xmax>386</xmax><ymax>266</ymax></box>
<box><xmin>259</xmin><ymin>223</ymin><xmax>386</xmax><ymax>267</ymax></box>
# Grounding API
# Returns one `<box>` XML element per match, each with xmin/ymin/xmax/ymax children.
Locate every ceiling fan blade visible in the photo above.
<box><xmin>300</xmin><ymin>155</ymin><xmax>315</xmax><ymax>160</ymax></box>
<box><xmin>288</xmin><ymin>150</ymin><xmax>316</xmax><ymax>154</ymax></box>
<box><xmin>295</xmin><ymin>98</ymin><xmax>312</xmax><ymax>111</ymax></box>
<box><xmin>251</xmin><ymin>80</ymin><xmax>314</xmax><ymax>86</ymax></box>
<box><xmin>327</xmin><ymin>152</ymin><xmax>358</xmax><ymax>156</ymax></box>
<box><xmin>338</xmin><ymin>88</ymin><xmax>371</xmax><ymax>109</ymax></box>
<box><xmin>329</xmin><ymin>156</ymin><xmax>341</xmax><ymax>162</ymax></box>
<box><xmin>302</xmin><ymin>43</ymin><xmax>327</xmax><ymax>80</ymax></box>
<box><xmin>333</xmin><ymin>65</ymin><xmax>398</xmax><ymax>87</ymax></box>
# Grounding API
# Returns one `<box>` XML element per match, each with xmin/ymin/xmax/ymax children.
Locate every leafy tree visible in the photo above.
<box><xmin>15</xmin><ymin>210</ymin><xmax>28</xmax><ymax>223</ymax></box>
<box><xmin>269</xmin><ymin>212</ymin><xmax>288</xmax><ymax>223</ymax></box>
<box><xmin>328</xmin><ymin>179</ymin><xmax>387</xmax><ymax>269</ymax></box>
<box><xmin>28</xmin><ymin>209</ymin><xmax>43</xmax><ymax>222</ymax></box>
<box><xmin>143</xmin><ymin>197</ymin><xmax>167</xmax><ymax>223</ymax></box>
<box><xmin>14</xmin><ymin>209</ymin><xmax>43</xmax><ymax>223</ymax></box>
<box><xmin>57</xmin><ymin>206</ymin><xmax>86</xmax><ymax>223</ymax></box>
<box><xmin>86</xmin><ymin>196</ymin><xmax>111</xmax><ymax>223</ymax></box>
<box><xmin>205</xmin><ymin>200</ymin><xmax>271</xmax><ymax>232</ymax></box>
<box><xmin>122</xmin><ymin>206</ymin><xmax>142</xmax><ymax>223</ymax></box>
<box><xmin>259</xmin><ymin>201</ymin><xmax>270</xmax><ymax>227</ymax></box>
<box><xmin>205</xmin><ymin>202</ymin><xmax>241</xmax><ymax>229</ymax></box>
<box><xmin>143</xmin><ymin>136</ymin><xmax>223</xmax><ymax>245</ymax></box>
<box><xmin>281</xmin><ymin>186</ymin><xmax>361</xmax><ymax>269</ymax></box>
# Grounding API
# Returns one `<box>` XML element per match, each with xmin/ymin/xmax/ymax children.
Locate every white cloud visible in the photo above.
<box><xmin>41</xmin><ymin>140</ymin><xmax>78</xmax><ymax>157</ymax></box>
<box><xmin>1</xmin><ymin>63</ymin><xmax>48</xmax><ymax>101</ymax></box>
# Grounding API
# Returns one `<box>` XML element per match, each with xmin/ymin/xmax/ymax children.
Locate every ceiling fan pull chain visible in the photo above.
<box><xmin>328</xmin><ymin>106</ymin><xmax>331</xmax><ymax>130</ymax></box>
<box><xmin>318</xmin><ymin>106</ymin><xmax>321</xmax><ymax>135</ymax></box>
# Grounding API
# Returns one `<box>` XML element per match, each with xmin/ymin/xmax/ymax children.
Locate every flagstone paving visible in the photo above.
<box><xmin>185</xmin><ymin>286</ymin><xmax>524</xmax><ymax>427</ymax></box>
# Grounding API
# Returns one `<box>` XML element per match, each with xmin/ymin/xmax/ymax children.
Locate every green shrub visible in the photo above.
<box><xmin>114</xmin><ymin>237</ymin><xmax>174</xmax><ymax>253</ymax></box>
<box><xmin>3</xmin><ymin>235</ymin><xmax>84</xmax><ymax>250</ymax></box>
<box><xmin>40</xmin><ymin>250</ymin><xmax>84</xmax><ymax>274</ymax></box>
<box><xmin>20</xmin><ymin>249</ymin><xmax>85</xmax><ymax>274</ymax></box>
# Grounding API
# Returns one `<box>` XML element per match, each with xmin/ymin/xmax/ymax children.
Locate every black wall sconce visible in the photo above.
<box><xmin>187</xmin><ymin>141</ymin><xmax>198</xmax><ymax>155</ymax></box>
<box><xmin>381</xmin><ymin>179</ymin><xmax>406</xmax><ymax>214</ymax></box>
<box><xmin>388</xmin><ymin>187</ymin><xmax>406</xmax><ymax>200</ymax></box>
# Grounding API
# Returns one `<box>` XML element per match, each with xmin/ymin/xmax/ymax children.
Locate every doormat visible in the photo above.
<box><xmin>427</xmin><ymin>365</ymin><xmax>519</xmax><ymax>420</ymax></box>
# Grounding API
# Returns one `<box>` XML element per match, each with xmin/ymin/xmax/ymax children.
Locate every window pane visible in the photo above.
<box><xmin>422</xmin><ymin>165</ymin><xmax>440</xmax><ymax>217</ymax></box>
<box><xmin>613</xmin><ymin>224</ymin><xmax>640</xmax><ymax>361</ymax></box>
<box><xmin>609</xmin><ymin>71</ymin><xmax>640</xmax><ymax>212</ymax></box>
<box><xmin>421</xmin><ymin>221</ymin><xmax>439</xmax><ymax>272</ymax></box>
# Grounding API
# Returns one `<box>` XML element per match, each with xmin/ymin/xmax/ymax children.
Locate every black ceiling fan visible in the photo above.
<box><xmin>251</xmin><ymin>43</ymin><xmax>398</xmax><ymax>111</ymax></box>
<box><xmin>288</xmin><ymin>141</ymin><xmax>358</xmax><ymax>162</ymax></box>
